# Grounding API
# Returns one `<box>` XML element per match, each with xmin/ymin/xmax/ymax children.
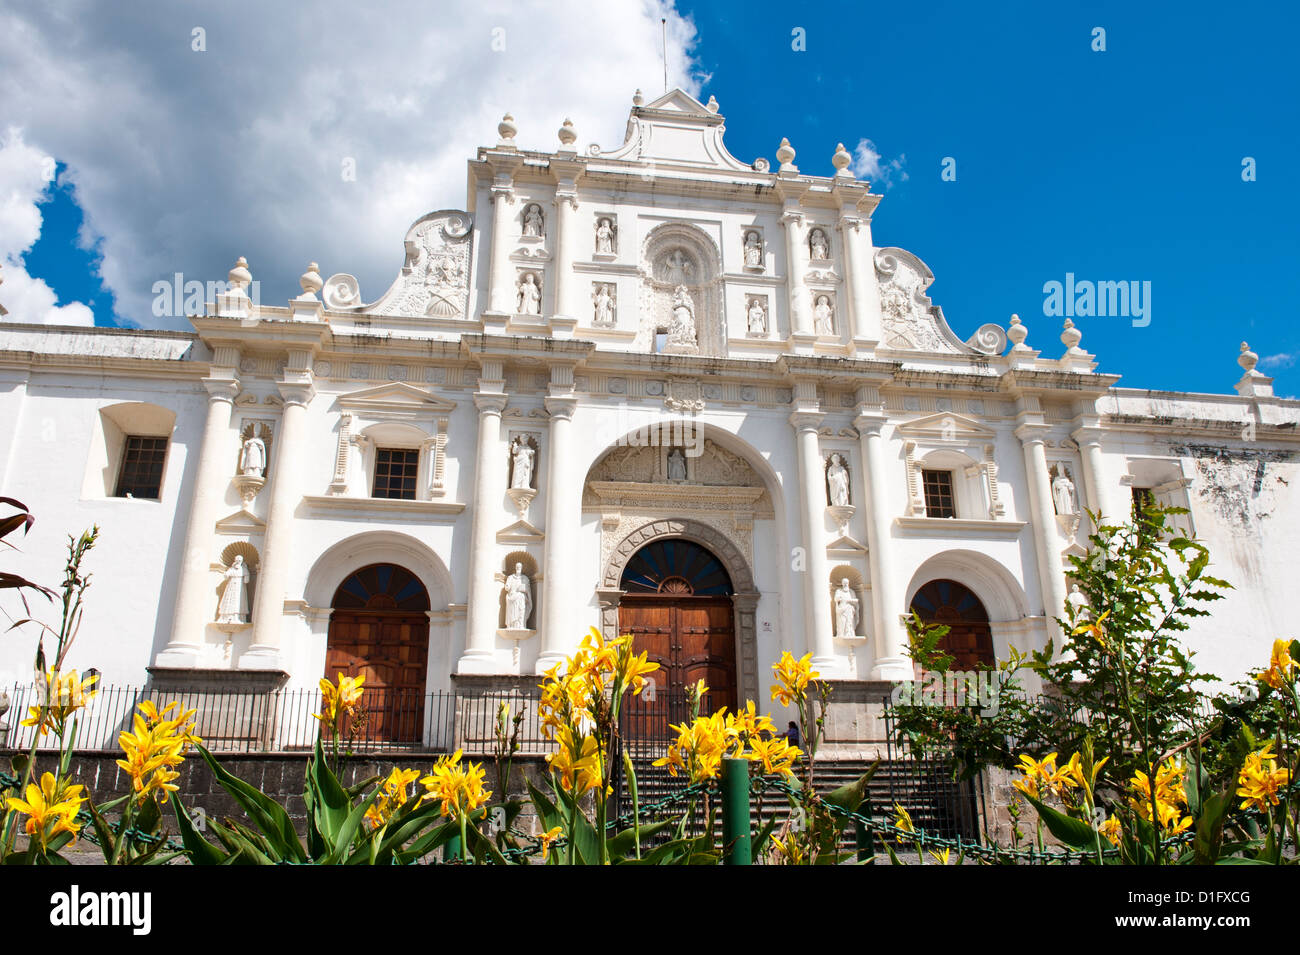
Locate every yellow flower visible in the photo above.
<box><xmin>893</xmin><ymin>804</ymin><xmax>914</xmax><ymax>840</ymax></box>
<box><xmin>653</xmin><ymin>712</ymin><xmax>732</xmax><ymax>783</ymax></box>
<box><xmin>546</xmin><ymin>727</ymin><xmax>605</xmax><ymax>796</ymax></box>
<box><xmin>746</xmin><ymin>733</ymin><xmax>802</xmax><ymax>776</ymax></box>
<box><xmin>617</xmin><ymin>646</ymin><xmax>660</xmax><ymax>697</ymax></box>
<box><xmin>116</xmin><ymin>700</ymin><xmax>201</xmax><ymax>803</ymax></box>
<box><xmin>770</xmin><ymin>651</ymin><xmax>818</xmax><ymax>707</ymax></box>
<box><xmin>365</xmin><ymin>767</ymin><xmax>421</xmax><ymax>829</ymax></box>
<box><xmin>538</xmin><ymin>825</ymin><xmax>562</xmax><ymax>861</ymax></box>
<box><xmin>21</xmin><ymin>669</ymin><xmax>99</xmax><ymax>737</ymax></box>
<box><xmin>1236</xmin><ymin>743</ymin><xmax>1291</xmax><ymax>813</ymax></box>
<box><xmin>314</xmin><ymin>672</ymin><xmax>365</xmax><ymax>726</ymax></box>
<box><xmin>927</xmin><ymin>847</ymin><xmax>951</xmax><ymax>865</ymax></box>
<box><xmin>1072</xmin><ymin>610</ymin><xmax>1111</xmax><ymax>650</ymax></box>
<box><xmin>1259</xmin><ymin>639</ymin><xmax>1297</xmax><ymax>690</ymax></box>
<box><xmin>1012</xmin><ymin>752</ymin><xmax>1058</xmax><ymax>799</ymax></box>
<box><xmin>419</xmin><ymin>750</ymin><xmax>491</xmax><ymax>819</ymax></box>
<box><xmin>1098</xmin><ymin>815</ymin><xmax>1122</xmax><ymax>847</ymax></box>
<box><xmin>1129</xmin><ymin>759</ymin><xmax>1190</xmax><ymax>832</ymax></box>
<box><xmin>5</xmin><ymin>772</ymin><xmax>85</xmax><ymax>850</ymax></box>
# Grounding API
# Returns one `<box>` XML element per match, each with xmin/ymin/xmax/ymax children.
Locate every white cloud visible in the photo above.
<box><xmin>0</xmin><ymin>128</ymin><xmax>95</xmax><ymax>326</ymax></box>
<box><xmin>1260</xmin><ymin>352</ymin><xmax>1296</xmax><ymax>369</ymax></box>
<box><xmin>0</xmin><ymin>1</ymin><xmax>703</xmax><ymax>329</ymax></box>
<box><xmin>849</xmin><ymin>137</ymin><xmax>908</xmax><ymax>189</ymax></box>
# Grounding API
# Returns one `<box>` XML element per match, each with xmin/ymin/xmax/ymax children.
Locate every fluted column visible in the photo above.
<box><xmin>552</xmin><ymin>192</ymin><xmax>577</xmax><ymax>320</ymax></box>
<box><xmin>1018</xmin><ymin>427</ymin><xmax>1069</xmax><ymax>645</ymax></box>
<box><xmin>1073</xmin><ymin>428</ymin><xmax>1110</xmax><ymax>524</ymax></box>
<box><xmin>840</xmin><ymin>213</ymin><xmax>881</xmax><ymax>349</ymax></box>
<box><xmin>486</xmin><ymin>180</ymin><xmax>517</xmax><ymax>317</ymax></box>
<box><xmin>155</xmin><ymin>368</ymin><xmax>240</xmax><ymax>668</ymax></box>
<box><xmin>458</xmin><ymin>366</ymin><xmax>509</xmax><ymax>674</ymax></box>
<box><xmin>245</xmin><ymin>373</ymin><xmax>314</xmax><ymax>670</ymax></box>
<box><xmin>791</xmin><ymin>411</ymin><xmax>839</xmax><ymax>675</ymax></box>
<box><xmin>854</xmin><ymin>411</ymin><xmax>910</xmax><ymax>680</ymax></box>
<box><xmin>782</xmin><ymin>210</ymin><xmax>811</xmax><ymax>338</ymax></box>
<box><xmin>536</xmin><ymin>388</ymin><xmax>580</xmax><ymax>674</ymax></box>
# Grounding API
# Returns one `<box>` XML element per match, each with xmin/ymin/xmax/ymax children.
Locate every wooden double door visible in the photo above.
<box><xmin>324</xmin><ymin>564</ymin><xmax>431</xmax><ymax>745</ymax></box>
<box><xmin>617</xmin><ymin>596</ymin><xmax>738</xmax><ymax>740</ymax></box>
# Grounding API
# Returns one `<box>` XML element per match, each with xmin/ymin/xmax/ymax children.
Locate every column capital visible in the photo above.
<box><xmin>780</xmin><ymin>208</ymin><xmax>806</xmax><ymax>227</ymax></box>
<box><xmin>201</xmin><ymin>375</ymin><xmax>241</xmax><ymax>403</ymax></box>
<box><xmin>278</xmin><ymin>379</ymin><xmax>315</xmax><ymax>409</ymax></box>
<box><xmin>474</xmin><ymin>392</ymin><xmax>508</xmax><ymax>415</ymax></box>
<box><xmin>852</xmin><ymin>411</ymin><xmax>887</xmax><ymax>437</ymax></box>
<box><xmin>1013</xmin><ymin>422</ymin><xmax>1050</xmax><ymax>446</ymax></box>
<box><xmin>545</xmin><ymin>394</ymin><xmax>579</xmax><ymax>421</ymax></box>
<box><xmin>788</xmin><ymin>410</ymin><xmax>824</xmax><ymax>433</ymax></box>
<box><xmin>489</xmin><ymin>182</ymin><xmax>516</xmax><ymax>205</ymax></box>
<box><xmin>1070</xmin><ymin>425</ymin><xmax>1105</xmax><ymax>447</ymax></box>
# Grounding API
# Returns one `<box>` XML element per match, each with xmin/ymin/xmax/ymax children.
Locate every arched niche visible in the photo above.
<box><xmin>637</xmin><ymin>223</ymin><xmax>725</xmax><ymax>357</ymax></box>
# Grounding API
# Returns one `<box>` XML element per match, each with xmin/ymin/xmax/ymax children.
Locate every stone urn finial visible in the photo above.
<box><xmin>1007</xmin><ymin>313</ymin><xmax>1029</xmax><ymax>350</ymax></box>
<box><xmin>705</xmin><ymin>95</ymin><xmax>719</xmax><ymax>113</ymax></box>
<box><xmin>776</xmin><ymin>137</ymin><xmax>796</xmax><ymax>167</ymax></box>
<box><xmin>299</xmin><ymin>262</ymin><xmax>323</xmax><ymax>298</ymax></box>
<box><xmin>498</xmin><ymin>113</ymin><xmax>517</xmax><ymax>145</ymax></box>
<box><xmin>557</xmin><ymin>117</ymin><xmax>577</xmax><ymax>148</ymax></box>
<box><xmin>832</xmin><ymin>142</ymin><xmax>852</xmax><ymax>176</ymax></box>
<box><xmin>1060</xmin><ymin>317</ymin><xmax>1082</xmax><ymax>351</ymax></box>
<box><xmin>1238</xmin><ymin>341</ymin><xmax>1259</xmax><ymax>374</ymax></box>
<box><xmin>633</xmin><ymin>89</ymin><xmax>644</xmax><ymax>107</ymax></box>
<box><xmin>228</xmin><ymin>256</ymin><xmax>252</xmax><ymax>292</ymax></box>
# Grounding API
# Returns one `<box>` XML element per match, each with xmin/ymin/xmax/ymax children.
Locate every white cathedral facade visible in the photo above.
<box><xmin>1</xmin><ymin>90</ymin><xmax>1296</xmax><ymax>744</ymax></box>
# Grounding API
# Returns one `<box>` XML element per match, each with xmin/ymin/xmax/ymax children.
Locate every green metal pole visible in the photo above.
<box><xmin>854</xmin><ymin>802</ymin><xmax>876</xmax><ymax>863</ymax></box>
<box><xmin>721</xmin><ymin>757</ymin><xmax>752</xmax><ymax>865</ymax></box>
<box><xmin>444</xmin><ymin>834</ymin><xmax>462</xmax><ymax>863</ymax></box>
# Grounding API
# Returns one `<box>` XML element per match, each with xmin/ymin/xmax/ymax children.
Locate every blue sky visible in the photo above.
<box><xmin>10</xmin><ymin>0</ymin><xmax>1298</xmax><ymax>395</ymax></box>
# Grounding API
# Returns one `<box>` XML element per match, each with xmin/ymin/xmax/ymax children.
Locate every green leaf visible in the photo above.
<box><xmin>1191</xmin><ymin>791</ymin><xmax>1230</xmax><ymax>865</ymax></box>
<box><xmin>195</xmin><ymin>744</ymin><xmax>305</xmax><ymax>862</ymax></box>
<box><xmin>1024</xmin><ymin>794</ymin><xmax>1102</xmax><ymax>852</ymax></box>
<box><xmin>306</xmin><ymin>737</ymin><xmax>351</xmax><ymax>847</ymax></box>
<box><xmin>605</xmin><ymin>819</ymin><xmax>672</xmax><ymax>857</ymax></box>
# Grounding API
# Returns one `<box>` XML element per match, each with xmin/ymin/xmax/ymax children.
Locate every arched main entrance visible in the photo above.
<box><xmin>325</xmin><ymin>563</ymin><xmax>431</xmax><ymax>745</ymax></box>
<box><xmin>617</xmin><ymin>539</ymin><xmax>738</xmax><ymax>732</ymax></box>
<box><xmin>909</xmin><ymin>579</ymin><xmax>995</xmax><ymax>670</ymax></box>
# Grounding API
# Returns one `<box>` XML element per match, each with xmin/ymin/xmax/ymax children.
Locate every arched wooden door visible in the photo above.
<box><xmin>617</xmin><ymin>539</ymin><xmax>737</xmax><ymax>739</ymax></box>
<box><xmin>909</xmin><ymin>579</ymin><xmax>995</xmax><ymax>671</ymax></box>
<box><xmin>325</xmin><ymin>563</ymin><xmax>430</xmax><ymax>746</ymax></box>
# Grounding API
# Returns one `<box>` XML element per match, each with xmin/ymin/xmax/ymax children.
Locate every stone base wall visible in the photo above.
<box><xmin>815</xmin><ymin>679</ymin><xmax>895</xmax><ymax>760</ymax></box>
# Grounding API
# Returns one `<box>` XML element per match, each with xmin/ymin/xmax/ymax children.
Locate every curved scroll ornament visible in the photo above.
<box><xmin>874</xmin><ymin>247</ymin><xmax>976</xmax><ymax>355</ymax></box>
<box><xmin>367</xmin><ymin>210</ymin><xmax>474</xmax><ymax>318</ymax></box>
<box><xmin>966</xmin><ymin>323</ymin><xmax>1008</xmax><ymax>356</ymax></box>
<box><xmin>322</xmin><ymin>274</ymin><xmax>362</xmax><ymax>310</ymax></box>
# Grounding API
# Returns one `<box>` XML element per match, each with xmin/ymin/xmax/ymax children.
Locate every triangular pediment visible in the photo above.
<box><xmin>894</xmin><ymin>412</ymin><xmax>996</xmax><ymax>440</ymax></box>
<box><xmin>642</xmin><ymin>89</ymin><xmax>715</xmax><ymax>117</ymax></box>
<box><xmin>215</xmin><ymin>508</ymin><xmax>266</xmax><ymax>534</ymax></box>
<box><xmin>497</xmin><ymin>518</ymin><xmax>544</xmax><ymax>544</ymax></box>
<box><xmin>337</xmin><ymin>381</ymin><xmax>457</xmax><ymax>415</ymax></box>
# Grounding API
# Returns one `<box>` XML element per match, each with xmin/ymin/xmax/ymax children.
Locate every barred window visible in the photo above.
<box><xmin>373</xmin><ymin>448</ymin><xmax>419</xmax><ymax>500</ymax></box>
<box><xmin>921</xmin><ymin>469</ymin><xmax>956</xmax><ymax>519</ymax></box>
<box><xmin>114</xmin><ymin>436</ymin><xmax>168</xmax><ymax>499</ymax></box>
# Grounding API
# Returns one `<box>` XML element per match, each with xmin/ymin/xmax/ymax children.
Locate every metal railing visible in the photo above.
<box><xmin>0</xmin><ymin>682</ymin><xmax>551</xmax><ymax>756</ymax></box>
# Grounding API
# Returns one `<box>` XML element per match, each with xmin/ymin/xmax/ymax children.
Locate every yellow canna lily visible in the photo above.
<box><xmin>770</xmin><ymin>651</ymin><xmax>818</xmax><ymax>707</ymax></box>
<box><xmin>5</xmin><ymin>772</ymin><xmax>86</xmax><ymax>850</ymax></box>
<box><xmin>1259</xmin><ymin>639</ymin><xmax>1297</xmax><ymax>690</ymax></box>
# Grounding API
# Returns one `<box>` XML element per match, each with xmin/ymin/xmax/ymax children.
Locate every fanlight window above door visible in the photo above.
<box><xmin>620</xmin><ymin>539</ymin><xmax>733</xmax><ymax>596</ymax></box>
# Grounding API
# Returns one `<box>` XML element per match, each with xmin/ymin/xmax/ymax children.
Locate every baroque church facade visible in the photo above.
<box><xmin>1</xmin><ymin>90</ymin><xmax>1296</xmax><ymax>747</ymax></box>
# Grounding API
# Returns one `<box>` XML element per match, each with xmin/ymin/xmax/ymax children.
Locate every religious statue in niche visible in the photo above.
<box><xmin>747</xmin><ymin>297</ymin><xmax>767</xmax><ymax>335</ymax></box>
<box><xmin>667</xmin><ymin>285</ymin><xmax>697</xmax><ymax>346</ymax></box>
<box><xmin>809</xmin><ymin>228</ymin><xmax>830</xmax><ymax>261</ymax></box>
<box><xmin>238</xmin><ymin>435</ymin><xmax>267</xmax><ymax>477</ymax></box>
<box><xmin>827</xmin><ymin>453</ymin><xmax>850</xmax><ymax>506</ymax></box>
<box><xmin>667</xmin><ymin>448</ymin><xmax>687</xmax><ymax>481</ymax></box>
<box><xmin>660</xmin><ymin>249</ymin><xmax>695</xmax><ymax>286</ymax></box>
<box><xmin>522</xmin><ymin>204</ymin><xmax>544</xmax><ymax>238</ymax></box>
<box><xmin>743</xmin><ymin>231</ymin><xmax>762</xmax><ymax>268</ymax></box>
<box><xmin>504</xmin><ymin>563</ymin><xmax>533</xmax><ymax>630</ymax></box>
<box><xmin>517</xmin><ymin>273</ymin><xmax>541</xmax><ymax>314</ymax></box>
<box><xmin>595</xmin><ymin>218</ymin><xmax>616</xmax><ymax>254</ymax></box>
<box><xmin>593</xmin><ymin>283</ymin><xmax>615</xmax><ymax>326</ymax></box>
<box><xmin>834</xmin><ymin>578</ymin><xmax>859</xmax><ymax>640</ymax></box>
<box><xmin>510</xmin><ymin>436</ymin><xmax>536</xmax><ymax>490</ymax></box>
<box><xmin>216</xmin><ymin>555</ymin><xmax>250</xmax><ymax>625</ymax></box>
<box><xmin>1052</xmin><ymin>466</ymin><xmax>1078</xmax><ymax>516</ymax></box>
<box><xmin>814</xmin><ymin>295</ymin><xmax>835</xmax><ymax>336</ymax></box>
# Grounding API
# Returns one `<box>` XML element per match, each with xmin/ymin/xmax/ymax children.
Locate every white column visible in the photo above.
<box><xmin>458</xmin><ymin>369</ymin><xmax>509</xmax><ymax>674</ymax></box>
<box><xmin>782</xmin><ymin>210</ymin><xmax>811</xmax><ymax>338</ymax></box>
<box><xmin>245</xmin><ymin>375</ymin><xmax>314</xmax><ymax>670</ymax></box>
<box><xmin>536</xmin><ymin>390</ymin><xmax>579</xmax><ymax>674</ymax></box>
<box><xmin>1018</xmin><ymin>428</ymin><xmax>1069</xmax><ymax>645</ymax></box>
<box><xmin>487</xmin><ymin>180</ymin><xmax>517</xmax><ymax>317</ymax></box>
<box><xmin>1074</xmin><ymin>428</ymin><xmax>1110</xmax><ymax>524</ymax></box>
<box><xmin>155</xmin><ymin>372</ymin><xmax>240</xmax><ymax>668</ymax></box>
<box><xmin>855</xmin><ymin>412</ymin><xmax>911</xmax><ymax>680</ymax></box>
<box><xmin>552</xmin><ymin>191</ymin><xmax>577</xmax><ymax>320</ymax></box>
<box><xmin>791</xmin><ymin>411</ymin><xmax>839</xmax><ymax>675</ymax></box>
<box><xmin>840</xmin><ymin>214</ymin><xmax>881</xmax><ymax>349</ymax></box>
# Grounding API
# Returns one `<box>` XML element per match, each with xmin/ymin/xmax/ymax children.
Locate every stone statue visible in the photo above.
<box><xmin>239</xmin><ymin>435</ymin><xmax>267</xmax><ymax>477</ymax></box>
<box><xmin>593</xmin><ymin>284</ymin><xmax>615</xmax><ymax>326</ymax></box>
<box><xmin>510</xmin><ymin>437</ymin><xmax>535</xmax><ymax>490</ymax></box>
<box><xmin>834</xmin><ymin>578</ymin><xmax>859</xmax><ymax>640</ymax></box>
<box><xmin>216</xmin><ymin>556</ymin><xmax>250</xmax><ymax>625</ymax></box>
<box><xmin>595</xmin><ymin>218</ymin><xmax>615</xmax><ymax>254</ymax></box>
<box><xmin>743</xmin><ymin>231</ymin><xmax>762</xmax><ymax>268</ymax></box>
<box><xmin>517</xmin><ymin>273</ymin><xmax>541</xmax><ymax>314</ymax></box>
<box><xmin>667</xmin><ymin>448</ymin><xmax>687</xmax><ymax>481</ymax></box>
<box><xmin>747</xmin><ymin>298</ymin><xmax>767</xmax><ymax>334</ymax></box>
<box><xmin>809</xmin><ymin>228</ymin><xmax>829</xmax><ymax>260</ymax></box>
<box><xmin>1066</xmin><ymin>584</ymin><xmax>1090</xmax><ymax>621</ymax></box>
<box><xmin>668</xmin><ymin>284</ymin><xmax>696</xmax><ymax>346</ymax></box>
<box><xmin>523</xmin><ymin>204</ymin><xmax>544</xmax><ymax>238</ymax></box>
<box><xmin>1052</xmin><ymin>467</ymin><xmax>1077</xmax><ymax>516</ymax></box>
<box><xmin>827</xmin><ymin>454</ymin><xmax>850</xmax><ymax>506</ymax></box>
<box><xmin>504</xmin><ymin>563</ymin><xmax>533</xmax><ymax>630</ymax></box>
<box><xmin>814</xmin><ymin>295</ymin><xmax>835</xmax><ymax>336</ymax></box>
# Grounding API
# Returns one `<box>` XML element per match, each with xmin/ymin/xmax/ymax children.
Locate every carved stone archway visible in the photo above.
<box><xmin>599</xmin><ymin>518</ymin><xmax>759</xmax><ymax>706</ymax></box>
